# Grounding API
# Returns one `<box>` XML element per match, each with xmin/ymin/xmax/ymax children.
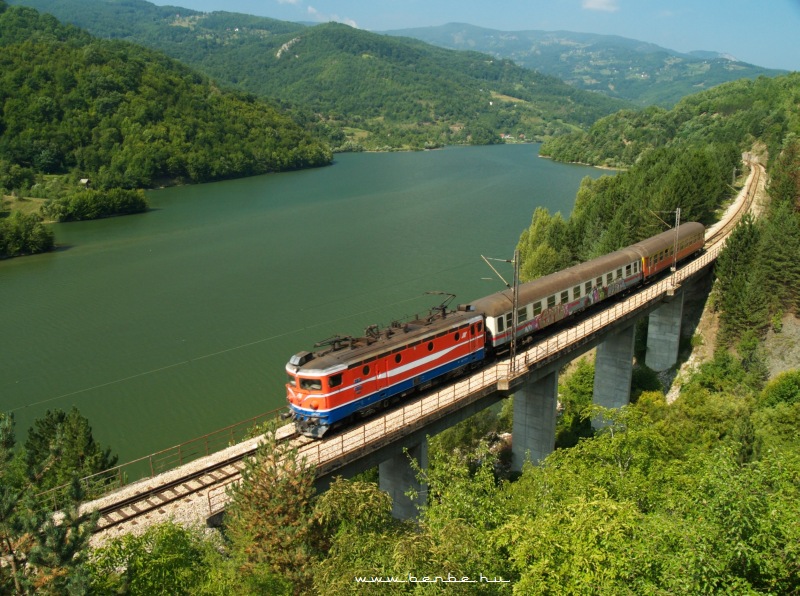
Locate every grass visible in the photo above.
<box><xmin>1</xmin><ymin>195</ymin><xmax>47</xmax><ymax>217</ymax></box>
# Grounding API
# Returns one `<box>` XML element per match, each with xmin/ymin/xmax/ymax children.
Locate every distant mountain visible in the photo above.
<box><xmin>539</xmin><ymin>72</ymin><xmax>800</xmax><ymax>168</ymax></box>
<box><xmin>384</xmin><ymin>23</ymin><xmax>786</xmax><ymax>107</ymax></box>
<box><xmin>8</xmin><ymin>0</ymin><xmax>631</xmax><ymax>150</ymax></box>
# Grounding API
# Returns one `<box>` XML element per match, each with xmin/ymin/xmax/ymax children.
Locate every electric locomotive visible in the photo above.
<box><xmin>285</xmin><ymin>222</ymin><xmax>705</xmax><ymax>438</ymax></box>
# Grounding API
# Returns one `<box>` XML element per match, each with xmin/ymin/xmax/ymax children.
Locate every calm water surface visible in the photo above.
<box><xmin>0</xmin><ymin>144</ymin><xmax>607</xmax><ymax>461</ymax></box>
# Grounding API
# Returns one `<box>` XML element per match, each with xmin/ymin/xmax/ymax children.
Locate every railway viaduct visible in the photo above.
<box><xmin>82</xmin><ymin>159</ymin><xmax>765</xmax><ymax>544</ymax></box>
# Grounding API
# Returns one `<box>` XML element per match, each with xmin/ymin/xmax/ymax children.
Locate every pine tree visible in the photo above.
<box><xmin>224</xmin><ymin>431</ymin><xmax>317</xmax><ymax>593</ymax></box>
<box><xmin>1</xmin><ymin>413</ymin><xmax>98</xmax><ymax>595</ymax></box>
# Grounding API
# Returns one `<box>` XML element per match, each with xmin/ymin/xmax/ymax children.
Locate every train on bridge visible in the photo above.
<box><xmin>286</xmin><ymin>222</ymin><xmax>705</xmax><ymax>437</ymax></box>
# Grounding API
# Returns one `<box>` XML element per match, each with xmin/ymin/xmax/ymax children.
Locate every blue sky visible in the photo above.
<box><xmin>151</xmin><ymin>0</ymin><xmax>800</xmax><ymax>71</ymax></box>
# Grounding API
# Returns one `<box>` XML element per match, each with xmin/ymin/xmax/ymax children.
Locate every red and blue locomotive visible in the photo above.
<box><xmin>286</xmin><ymin>222</ymin><xmax>705</xmax><ymax>437</ymax></box>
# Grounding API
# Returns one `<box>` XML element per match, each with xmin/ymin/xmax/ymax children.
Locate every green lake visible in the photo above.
<box><xmin>0</xmin><ymin>144</ymin><xmax>607</xmax><ymax>462</ymax></box>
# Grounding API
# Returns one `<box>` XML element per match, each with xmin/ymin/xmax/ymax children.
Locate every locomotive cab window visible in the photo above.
<box><xmin>329</xmin><ymin>374</ymin><xmax>342</xmax><ymax>388</ymax></box>
<box><xmin>300</xmin><ymin>378</ymin><xmax>322</xmax><ymax>391</ymax></box>
<box><xmin>287</xmin><ymin>375</ymin><xmax>296</xmax><ymax>387</ymax></box>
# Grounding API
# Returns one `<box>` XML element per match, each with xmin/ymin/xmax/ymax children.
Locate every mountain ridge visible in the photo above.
<box><xmin>383</xmin><ymin>22</ymin><xmax>786</xmax><ymax>107</ymax></box>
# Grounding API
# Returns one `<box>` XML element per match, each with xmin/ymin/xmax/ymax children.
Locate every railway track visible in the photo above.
<box><xmin>704</xmin><ymin>161</ymin><xmax>762</xmax><ymax>248</ymax></box>
<box><xmin>90</xmin><ymin>425</ymin><xmax>309</xmax><ymax>534</ymax></box>
<box><xmin>87</xmin><ymin>158</ymin><xmax>765</xmax><ymax>539</ymax></box>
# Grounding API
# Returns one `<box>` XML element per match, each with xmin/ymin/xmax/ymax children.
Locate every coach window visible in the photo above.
<box><xmin>560</xmin><ymin>290</ymin><xmax>569</xmax><ymax>304</ymax></box>
<box><xmin>625</xmin><ymin>264</ymin><xmax>631</xmax><ymax>276</ymax></box>
<box><xmin>329</xmin><ymin>374</ymin><xmax>342</xmax><ymax>389</ymax></box>
<box><xmin>596</xmin><ymin>276</ymin><xmax>603</xmax><ymax>287</ymax></box>
<box><xmin>616</xmin><ymin>268</ymin><xmax>622</xmax><ymax>279</ymax></box>
<box><xmin>518</xmin><ymin>307</ymin><xmax>528</xmax><ymax>323</ymax></box>
<box><xmin>533</xmin><ymin>301</ymin><xmax>542</xmax><ymax>316</ymax></box>
<box><xmin>606</xmin><ymin>273</ymin><xmax>613</xmax><ymax>285</ymax></box>
<box><xmin>573</xmin><ymin>285</ymin><xmax>581</xmax><ymax>300</ymax></box>
<box><xmin>496</xmin><ymin>316</ymin><xmax>504</xmax><ymax>332</ymax></box>
<box><xmin>506</xmin><ymin>313</ymin><xmax>513</xmax><ymax>329</ymax></box>
<box><xmin>547</xmin><ymin>295</ymin><xmax>556</xmax><ymax>309</ymax></box>
<box><xmin>585</xmin><ymin>281</ymin><xmax>592</xmax><ymax>295</ymax></box>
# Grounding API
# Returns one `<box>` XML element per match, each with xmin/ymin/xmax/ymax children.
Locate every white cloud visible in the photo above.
<box><xmin>307</xmin><ymin>5</ymin><xmax>358</xmax><ymax>28</ymax></box>
<box><xmin>277</xmin><ymin>0</ymin><xmax>301</xmax><ymax>4</ymax></box>
<box><xmin>582</xmin><ymin>0</ymin><xmax>620</xmax><ymax>12</ymax></box>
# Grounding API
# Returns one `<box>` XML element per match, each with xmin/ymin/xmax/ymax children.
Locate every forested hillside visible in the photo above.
<box><xmin>0</xmin><ymin>2</ymin><xmax>330</xmax><ymax>190</ymax></box>
<box><xmin>8</xmin><ymin>0</ymin><xmax>631</xmax><ymax>150</ymax></box>
<box><xmin>0</xmin><ymin>1</ymin><xmax>331</xmax><ymax>257</ymax></box>
<box><xmin>387</xmin><ymin>23</ymin><xmax>785</xmax><ymax>107</ymax></box>
<box><xmin>540</xmin><ymin>72</ymin><xmax>800</xmax><ymax>167</ymax></box>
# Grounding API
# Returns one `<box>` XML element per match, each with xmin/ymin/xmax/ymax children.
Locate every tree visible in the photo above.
<box><xmin>88</xmin><ymin>522</ymin><xmax>214</xmax><ymax>595</ymax></box>
<box><xmin>223</xmin><ymin>430</ymin><xmax>317</xmax><ymax>593</ymax></box>
<box><xmin>555</xmin><ymin>357</ymin><xmax>595</xmax><ymax>448</ymax></box>
<box><xmin>23</xmin><ymin>407</ymin><xmax>118</xmax><ymax>494</ymax></box>
<box><xmin>1</xmin><ymin>412</ymin><xmax>98</xmax><ymax>595</ymax></box>
<box><xmin>0</xmin><ymin>211</ymin><xmax>54</xmax><ymax>258</ymax></box>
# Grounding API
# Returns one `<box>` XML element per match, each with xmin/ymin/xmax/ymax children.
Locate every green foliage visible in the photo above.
<box><xmin>224</xmin><ymin>430</ymin><xmax>317</xmax><ymax>592</ymax></box>
<box><xmin>42</xmin><ymin>187</ymin><xmax>147</xmax><ymax>221</ymax></box>
<box><xmin>9</xmin><ymin>2</ymin><xmax>629</xmax><ymax>151</ymax></box>
<box><xmin>555</xmin><ymin>358</ymin><xmax>595</xmax><ymax>449</ymax></box>
<box><xmin>517</xmin><ymin>144</ymin><xmax>739</xmax><ymax>279</ymax></box>
<box><xmin>1</xmin><ymin>411</ymin><xmax>99</xmax><ymax>595</ymax></box>
<box><xmin>0</xmin><ymin>4</ymin><xmax>332</xmax><ymax>192</ymax></box>
<box><xmin>768</xmin><ymin>134</ymin><xmax>800</xmax><ymax>208</ymax></box>
<box><xmin>429</xmin><ymin>407</ymin><xmax>502</xmax><ymax>458</ymax></box>
<box><xmin>0</xmin><ymin>210</ymin><xmax>54</xmax><ymax>258</ymax></box>
<box><xmin>541</xmin><ymin>73</ymin><xmax>800</xmax><ymax>167</ymax></box>
<box><xmin>517</xmin><ymin>207</ymin><xmax>572</xmax><ymax>281</ymax></box>
<box><xmin>714</xmin><ymin>147</ymin><xmax>800</xmax><ymax>344</ymax></box>
<box><xmin>630</xmin><ymin>365</ymin><xmax>663</xmax><ymax>401</ymax></box>
<box><xmin>23</xmin><ymin>406</ymin><xmax>118</xmax><ymax>493</ymax></box>
<box><xmin>390</xmin><ymin>23</ymin><xmax>786</xmax><ymax>108</ymax></box>
<box><xmin>88</xmin><ymin>522</ymin><xmax>214</xmax><ymax>595</ymax></box>
<box><xmin>759</xmin><ymin>369</ymin><xmax>800</xmax><ymax>409</ymax></box>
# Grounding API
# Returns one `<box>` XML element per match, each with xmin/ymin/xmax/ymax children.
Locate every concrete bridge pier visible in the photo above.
<box><xmin>379</xmin><ymin>440</ymin><xmax>427</xmax><ymax>519</ymax></box>
<box><xmin>646</xmin><ymin>290</ymin><xmax>685</xmax><ymax>371</ymax></box>
<box><xmin>511</xmin><ymin>369</ymin><xmax>558</xmax><ymax>472</ymax></box>
<box><xmin>592</xmin><ymin>323</ymin><xmax>635</xmax><ymax>427</ymax></box>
